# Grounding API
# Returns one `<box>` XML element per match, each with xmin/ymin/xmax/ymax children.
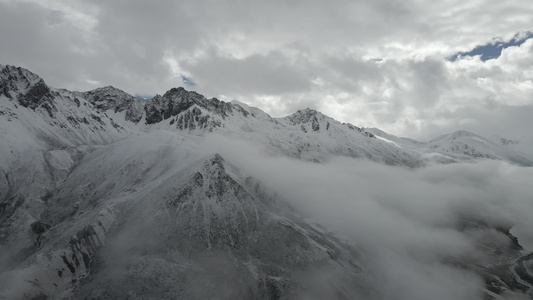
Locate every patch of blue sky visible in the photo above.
<box><xmin>181</xmin><ymin>75</ymin><xmax>196</xmax><ymax>87</ymax></box>
<box><xmin>449</xmin><ymin>31</ymin><xmax>533</xmax><ymax>61</ymax></box>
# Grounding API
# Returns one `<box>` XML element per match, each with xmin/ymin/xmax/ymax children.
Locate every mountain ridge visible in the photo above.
<box><xmin>1</xmin><ymin>64</ymin><xmax>533</xmax><ymax>299</ymax></box>
<box><xmin>2</xmin><ymin>63</ymin><xmax>530</xmax><ymax>167</ymax></box>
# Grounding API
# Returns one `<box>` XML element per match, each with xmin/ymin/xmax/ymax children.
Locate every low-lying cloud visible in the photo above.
<box><xmin>205</xmin><ymin>134</ymin><xmax>533</xmax><ymax>299</ymax></box>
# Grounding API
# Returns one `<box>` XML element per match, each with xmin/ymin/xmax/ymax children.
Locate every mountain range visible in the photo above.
<box><xmin>0</xmin><ymin>65</ymin><xmax>532</xmax><ymax>299</ymax></box>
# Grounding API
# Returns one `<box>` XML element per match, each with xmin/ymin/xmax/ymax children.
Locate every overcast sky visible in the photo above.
<box><xmin>1</xmin><ymin>0</ymin><xmax>532</xmax><ymax>140</ymax></box>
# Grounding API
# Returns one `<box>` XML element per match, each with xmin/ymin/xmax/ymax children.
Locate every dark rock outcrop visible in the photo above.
<box><xmin>144</xmin><ymin>87</ymin><xmax>234</xmax><ymax>126</ymax></box>
<box><xmin>83</xmin><ymin>86</ymin><xmax>145</xmax><ymax>123</ymax></box>
<box><xmin>0</xmin><ymin>65</ymin><xmax>54</xmax><ymax>110</ymax></box>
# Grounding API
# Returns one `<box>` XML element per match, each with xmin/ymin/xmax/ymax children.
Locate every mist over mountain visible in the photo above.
<box><xmin>1</xmin><ymin>65</ymin><xmax>532</xmax><ymax>299</ymax></box>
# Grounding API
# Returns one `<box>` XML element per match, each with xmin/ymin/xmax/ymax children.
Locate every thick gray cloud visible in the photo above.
<box><xmin>181</xmin><ymin>49</ymin><xmax>313</xmax><ymax>95</ymax></box>
<box><xmin>0</xmin><ymin>0</ymin><xmax>532</xmax><ymax>139</ymax></box>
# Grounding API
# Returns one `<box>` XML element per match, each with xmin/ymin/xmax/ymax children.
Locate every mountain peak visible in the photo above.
<box><xmin>83</xmin><ymin>85</ymin><xmax>133</xmax><ymax>101</ymax></box>
<box><xmin>145</xmin><ymin>87</ymin><xmax>233</xmax><ymax>125</ymax></box>
<box><xmin>297</xmin><ymin>107</ymin><xmax>321</xmax><ymax>115</ymax></box>
<box><xmin>83</xmin><ymin>85</ymin><xmax>145</xmax><ymax>123</ymax></box>
<box><xmin>430</xmin><ymin>130</ymin><xmax>480</xmax><ymax>143</ymax></box>
<box><xmin>285</xmin><ymin>108</ymin><xmax>325</xmax><ymax>124</ymax></box>
<box><xmin>301</xmin><ymin>107</ymin><xmax>318</xmax><ymax>113</ymax></box>
<box><xmin>0</xmin><ymin>65</ymin><xmax>53</xmax><ymax>109</ymax></box>
<box><xmin>87</xmin><ymin>85</ymin><xmax>125</xmax><ymax>93</ymax></box>
<box><xmin>162</xmin><ymin>86</ymin><xmax>194</xmax><ymax>97</ymax></box>
<box><xmin>0</xmin><ymin>65</ymin><xmax>43</xmax><ymax>86</ymax></box>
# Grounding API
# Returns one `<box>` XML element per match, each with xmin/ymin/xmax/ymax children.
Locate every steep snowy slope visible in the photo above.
<box><xmin>0</xmin><ymin>66</ymin><xmax>131</xmax><ymax>269</ymax></box>
<box><xmin>119</xmin><ymin>86</ymin><xmax>422</xmax><ymax>166</ymax></box>
<box><xmin>0</xmin><ymin>65</ymin><xmax>128</xmax><ymax>147</ymax></box>
<box><xmin>0</xmin><ymin>132</ymin><xmax>369</xmax><ymax>299</ymax></box>
<box><xmin>0</xmin><ymin>65</ymin><xmax>128</xmax><ymax>198</ymax></box>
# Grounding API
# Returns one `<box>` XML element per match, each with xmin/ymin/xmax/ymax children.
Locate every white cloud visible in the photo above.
<box><xmin>1</xmin><ymin>0</ymin><xmax>532</xmax><ymax>139</ymax></box>
<box><xmin>203</xmin><ymin>134</ymin><xmax>533</xmax><ymax>299</ymax></box>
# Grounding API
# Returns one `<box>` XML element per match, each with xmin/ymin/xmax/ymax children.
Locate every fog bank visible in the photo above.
<box><xmin>205</xmin><ymin>134</ymin><xmax>533</xmax><ymax>299</ymax></box>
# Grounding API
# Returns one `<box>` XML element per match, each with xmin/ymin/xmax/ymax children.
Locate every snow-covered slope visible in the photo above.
<box><xmin>1</xmin><ymin>65</ymin><xmax>532</xmax><ymax>299</ymax></box>
<box><xmin>103</xmin><ymin>85</ymin><xmax>422</xmax><ymax>166</ymax></box>
<box><xmin>0</xmin><ymin>65</ymin><xmax>128</xmax><ymax>147</ymax></box>
<box><xmin>367</xmin><ymin>128</ymin><xmax>533</xmax><ymax>166</ymax></box>
<box><xmin>425</xmin><ymin>130</ymin><xmax>533</xmax><ymax>166</ymax></box>
<box><xmin>3</xmin><ymin>65</ymin><xmax>526</xmax><ymax>168</ymax></box>
<box><xmin>497</xmin><ymin>135</ymin><xmax>533</xmax><ymax>161</ymax></box>
<box><xmin>82</xmin><ymin>85</ymin><xmax>146</xmax><ymax>123</ymax></box>
<box><xmin>0</xmin><ymin>132</ymin><xmax>369</xmax><ymax>299</ymax></box>
<box><xmin>0</xmin><ymin>66</ymin><xmax>131</xmax><ymax>267</ymax></box>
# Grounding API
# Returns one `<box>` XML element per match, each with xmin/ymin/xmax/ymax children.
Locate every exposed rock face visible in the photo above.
<box><xmin>18</xmin><ymin>79</ymin><xmax>53</xmax><ymax>109</ymax></box>
<box><xmin>449</xmin><ymin>218</ymin><xmax>533</xmax><ymax>298</ymax></box>
<box><xmin>83</xmin><ymin>86</ymin><xmax>145</xmax><ymax>123</ymax></box>
<box><xmin>144</xmin><ymin>87</ymin><xmax>234</xmax><ymax>131</ymax></box>
<box><xmin>0</xmin><ymin>65</ymin><xmax>54</xmax><ymax>110</ymax></box>
<box><xmin>285</xmin><ymin>108</ymin><xmax>375</xmax><ymax>137</ymax></box>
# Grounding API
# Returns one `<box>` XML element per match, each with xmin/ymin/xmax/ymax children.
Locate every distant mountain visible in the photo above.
<box><xmin>83</xmin><ymin>85</ymin><xmax>146</xmax><ymax>123</ymax></box>
<box><xmin>367</xmin><ymin>128</ymin><xmax>533</xmax><ymax>166</ymax></box>
<box><xmin>1</xmin><ymin>65</ymin><xmax>532</xmax><ymax>299</ymax></box>
<box><xmin>497</xmin><ymin>135</ymin><xmax>533</xmax><ymax>161</ymax></box>
<box><xmin>3</xmin><ymin>65</ymin><xmax>529</xmax><ymax>168</ymax></box>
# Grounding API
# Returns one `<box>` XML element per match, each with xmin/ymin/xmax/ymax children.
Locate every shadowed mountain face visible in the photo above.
<box><xmin>0</xmin><ymin>65</ymin><xmax>532</xmax><ymax>299</ymax></box>
<box><xmin>67</xmin><ymin>152</ymin><xmax>366</xmax><ymax>299</ymax></box>
<box><xmin>1</xmin><ymin>131</ymin><xmax>368</xmax><ymax>299</ymax></box>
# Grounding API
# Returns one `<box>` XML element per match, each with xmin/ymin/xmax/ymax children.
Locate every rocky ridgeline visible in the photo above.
<box><xmin>0</xmin><ymin>65</ymin><xmax>387</xmax><ymax>142</ymax></box>
<box><xmin>0</xmin><ymin>65</ymin><xmax>57</xmax><ymax>118</ymax></box>
<box><xmin>83</xmin><ymin>86</ymin><xmax>145</xmax><ymax>123</ymax></box>
<box><xmin>3</xmin><ymin>64</ymin><xmax>532</xmax><ymax>168</ymax></box>
<box><xmin>284</xmin><ymin>108</ymin><xmax>375</xmax><ymax>137</ymax></box>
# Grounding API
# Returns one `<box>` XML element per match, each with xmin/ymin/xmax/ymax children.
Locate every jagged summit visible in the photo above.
<box><xmin>282</xmin><ymin>107</ymin><xmax>375</xmax><ymax>138</ymax></box>
<box><xmin>0</xmin><ymin>65</ymin><xmax>53</xmax><ymax>109</ymax></box>
<box><xmin>0</xmin><ymin>65</ymin><xmax>44</xmax><ymax>92</ymax></box>
<box><xmin>283</xmin><ymin>108</ymin><xmax>327</xmax><ymax>132</ymax></box>
<box><xmin>1</xmin><ymin>65</ymin><xmax>532</xmax><ymax>166</ymax></box>
<box><xmin>285</xmin><ymin>108</ymin><xmax>321</xmax><ymax>122</ymax></box>
<box><xmin>83</xmin><ymin>85</ymin><xmax>145</xmax><ymax>123</ymax></box>
<box><xmin>161</xmin><ymin>86</ymin><xmax>201</xmax><ymax>98</ymax></box>
<box><xmin>84</xmin><ymin>85</ymin><xmax>139</xmax><ymax>107</ymax></box>
<box><xmin>84</xmin><ymin>85</ymin><xmax>129</xmax><ymax>97</ymax></box>
<box><xmin>145</xmin><ymin>86</ymin><xmax>235</xmax><ymax>126</ymax></box>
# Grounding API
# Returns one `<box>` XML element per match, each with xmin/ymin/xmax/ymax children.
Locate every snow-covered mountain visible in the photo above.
<box><xmin>497</xmin><ymin>135</ymin><xmax>533</xmax><ymax>161</ymax></box>
<box><xmin>3</xmin><ymin>65</ymin><xmax>528</xmax><ymax>169</ymax></box>
<box><xmin>367</xmin><ymin>128</ymin><xmax>533</xmax><ymax>166</ymax></box>
<box><xmin>1</xmin><ymin>65</ymin><xmax>532</xmax><ymax>299</ymax></box>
